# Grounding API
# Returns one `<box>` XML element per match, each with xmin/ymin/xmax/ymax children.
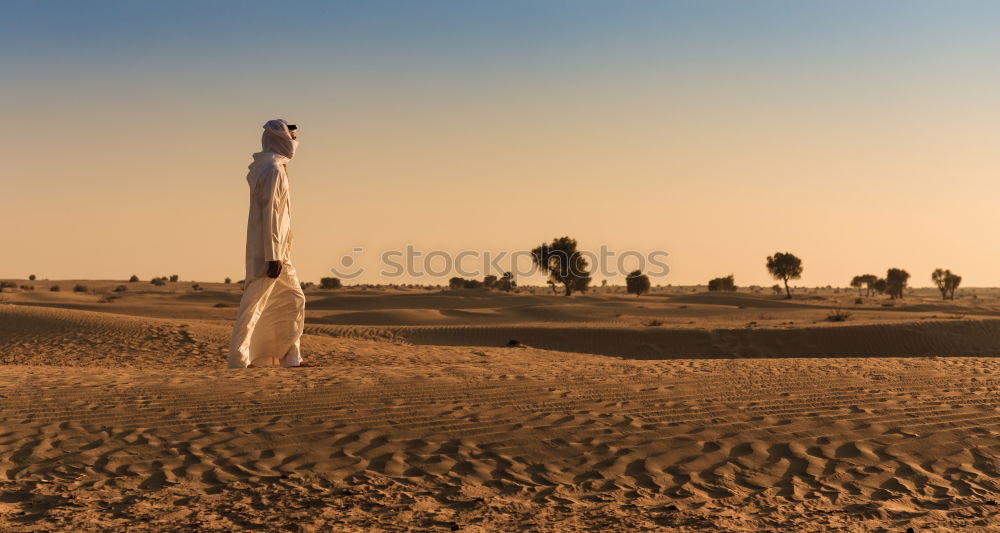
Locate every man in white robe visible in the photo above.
<box><xmin>228</xmin><ymin>119</ymin><xmax>309</xmax><ymax>368</ymax></box>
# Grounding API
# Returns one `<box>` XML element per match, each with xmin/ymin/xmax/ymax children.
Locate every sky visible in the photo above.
<box><xmin>2</xmin><ymin>1</ymin><xmax>999</xmax><ymax>287</ymax></box>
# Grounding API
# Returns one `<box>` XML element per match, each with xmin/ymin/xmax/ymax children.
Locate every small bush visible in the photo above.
<box><xmin>129</xmin><ymin>275</ymin><xmax>139</xmax><ymax>282</ymax></box>
<box><xmin>73</xmin><ymin>284</ymin><xmax>88</xmax><ymax>293</ymax></box>
<box><xmin>644</xmin><ymin>319</ymin><xmax>664</xmax><ymax>327</ymax></box>
<box><xmin>50</xmin><ymin>285</ymin><xmax>60</xmax><ymax>292</ymax></box>
<box><xmin>151</xmin><ymin>278</ymin><xmax>166</xmax><ymax>286</ymax></box>
<box><xmin>20</xmin><ymin>284</ymin><xmax>34</xmax><ymax>291</ymax></box>
<box><xmin>497</xmin><ymin>272</ymin><xmax>516</xmax><ymax>292</ymax></box>
<box><xmin>191</xmin><ymin>283</ymin><xmax>203</xmax><ymax>291</ymax></box>
<box><xmin>826</xmin><ymin>309</ymin><xmax>851</xmax><ymax>322</ymax></box>
<box><xmin>224</xmin><ymin>277</ymin><xmax>232</xmax><ymax>284</ymax></box>
<box><xmin>98</xmin><ymin>294</ymin><xmax>118</xmax><ymax>303</ymax></box>
<box><xmin>0</xmin><ymin>281</ymin><xmax>15</xmax><ymax>289</ymax></box>
<box><xmin>169</xmin><ymin>274</ymin><xmax>179</xmax><ymax>282</ymax></box>
<box><xmin>28</xmin><ymin>274</ymin><xmax>36</xmax><ymax>281</ymax></box>
<box><xmin>113</xmin><ymin>285</ymin><xmax>127</xmax><ymax>292</ymax></box>
<box><xmin>854</xmin><ymin>297</ymin><xmax>863</xmax><ymax>305</ymax></box>
<box><xmin>708</xmin><ymin>275</ymin><xmax>736</xmax><ymax>292</ymax></box>
<box><xmin>320</xmin><ymin>277</ymin><xmax>342</xmax><ymax>290</ymax></box>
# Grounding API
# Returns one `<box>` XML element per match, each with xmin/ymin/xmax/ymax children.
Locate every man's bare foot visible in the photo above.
<box><xmin>287</xmin><ymin>361</ymin><xmax>316</xmax><ymax>368</ymax></box>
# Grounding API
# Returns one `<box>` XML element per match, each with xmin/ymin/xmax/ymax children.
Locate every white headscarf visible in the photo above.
<box><xmin>261</xmin><ymin>119</ymin><xmax>298</xmax><ymax>159</ymax></box>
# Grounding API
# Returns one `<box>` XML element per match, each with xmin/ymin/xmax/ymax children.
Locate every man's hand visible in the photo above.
<box><xmin>267</xmin><ymin>261</ymin><xmax>282</xmax><ymax>279</ymax></box>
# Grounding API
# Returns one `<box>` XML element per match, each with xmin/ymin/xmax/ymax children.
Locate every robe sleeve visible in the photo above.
<box><xmin>260</xmin><ymin>168</ymin><xmax>285</xmax><ymax>262</ymax></box>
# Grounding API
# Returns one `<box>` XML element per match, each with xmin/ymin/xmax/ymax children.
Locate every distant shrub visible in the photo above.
<box><xmin>644</xmin><ymin>319</ymin><xmax>664</xmax><ymax>327</ymax></box>
<box><xmin>169</xmin><ymin>274</ymin><xmax>179</xmax><ymax>282</ymax></box>
<box><xmin>191</xmin><ymin>283</ymin><xmax>203</xmax><ymax>291</ymax></box>
<box><xmin>224</xmin><ymin>277</ymin><xmax>232</xmax><ymax>284</ymax></box>
<box><xmin>28</xmin><ymin>274</ymin><xmax>36</xmax><ymax>281</ymax></box>
<box><xmin>708</xmin><ymin>275</ymin><xmax>736</xmax><ymax>292</ymax></box>
<box><xmin>463</xmin><ymin>279</ymin><xmax>482</xmax><ymax>289</ymax></box>
<box><xmin>129</xmin><ymin>275</ymin><xmax>139</xmax><ymax>282</ymax></box>
<box><xmin>112</xmin><ymin>285</ymin><xmax>127</xmax><ymax>292</ymax></box>
<box><xmin>826</xmin><ymin>309</ymin><xmax>851</xmax><ymax>322</ymax></box>
<box><xmin>98</xmin><ymin>294</ymin><xmax>118</xmax><ymax>303</ymax></box>
<box><xmin>854</xmin><ymin>297</ymin><xmax>863</xmax><ymax>305</ymax></box>
<box><xmin>73</xmin><ymin>284</ymin><xmax>88</xmax><ymax>293</ymax></box>
<box><xmin>151</xmin><ymin>278</ymin><xmax>166</xmax><ymax>286</ymax></box>
<box><xmin>20</xmin><ymin>285</ymin><xmax>34</xmax><ymax>291</ymax></box>
<box><xmin>448</xmin><ymin>277</ymin><xmax>465</xmax><ymax>290</ymax></box>
<box><xmin>771</xmin><ymin>284</ymin><xmax>783</xmax><ymax>295</ymax></box>
<box><xmin>483</xmin><ymin>275</ymin><xmax>498</xmax><ymax>288</ymax></box>
<box><xmin>50</xmin><ymin>285</ymin><xmax>60</xmax><ymax>292</ymax></box>
<box><xmin>320</xmin><ymin>277</ymin><xmax>342</xmax><ymax>290</ymax></box>
<box><xmin>0</xmin><ymin>281</ymin><xmax>16</xmax><ymax>289</ymax></box>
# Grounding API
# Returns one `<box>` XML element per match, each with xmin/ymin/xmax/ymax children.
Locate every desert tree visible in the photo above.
<box><xmin>224</xmin><ymin>277</ymin><xmax>232</xmax><ymax>284</ymax></box>
<box><xmin>129</xmin><ymin>275</ymin><xmax>139</xmax><ymax>282</ymax></box>
<box><xmin>885</xmin><ymin>268</ymin><xmax>910</xmax><ymax>299</ymax></box>
<box><xmin>850</xmin><ymin>275</ymin><xmax>865</xmax><ymax>296</ymax></box>
<box><xmin>497</xmin><ymin>272</ymin><xmax>516</xmax><ymax>292</ymax></box>
<box><xmin>708</xmin><ymin>275</ymin><xmax>736</xmax><ymax>292</ymax></box>
<box><xmin>531</xmin><ymin>237</ymin><xmax>592</xmax><ymax>296</ymax></box>
<box><xmin>947</xmin><ymin>273</ymin><xmax>962</xmax><ymax>300</ymax></box>
<box><xmin>931</xmin><ymin>268</ymin><xmax>961</xmax><ymax>300</ymax></box>
<box><xmin>871</xmin><ymin>278</ymin><xmax>888</xmax><ymax>295</ymax></box>
<box><xmin>483</xmin><ymin>275</ymin><xmax>498</xmax><ymax>288</ymax></box>
<box><xmin>28</xmin><ymin>274</ymin><xmax>35</xmax><ymax>281</ymax></box>
<box><xmin>546</xmin><ymin>280</ymin><xmax>559</xmax><ymax>295</ymax></box>
<box><xmin>626</xmin><ymin>270</ymin><xmax>651</xmax><ymax>297</ymax></box>
<box><xmin>858</xmin><ymin>274</ymin><xmax>879</xmax><ymax>296</ymax></box>
<box><xmin>766</xmin><ymin>252</ymin><xmax>803</xmax><ymax>299</ymax></box>
<box><xmin>448</xmin><ymin>277</ymin><xmax>465</xmax><ymax>290</ymax></box>
<box><xmin>169</xmin><ymin>274</ymin><xmax>179</xmax><ymax>282</ymax></box>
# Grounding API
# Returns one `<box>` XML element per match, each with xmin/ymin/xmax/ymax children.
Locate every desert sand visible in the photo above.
<box><xmin>2</xmin><ymin>281</ymin><xmax>1000</xmax><ymax>531</ymax></box>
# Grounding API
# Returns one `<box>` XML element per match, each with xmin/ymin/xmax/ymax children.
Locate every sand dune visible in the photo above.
<box><xmin>309</xmin><ymin>319</ymin><xmax>1000</xmax><ymax>359</ymax></box>
<box><xmin>3</xmin><ymin>352</ymin><xmax>1000</xmax><ymax>531</ymax></box>
<box><xmin>3</xmin><ymin>287</ymin><xmax>1000</xmax><ymax>530</ymax></box>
